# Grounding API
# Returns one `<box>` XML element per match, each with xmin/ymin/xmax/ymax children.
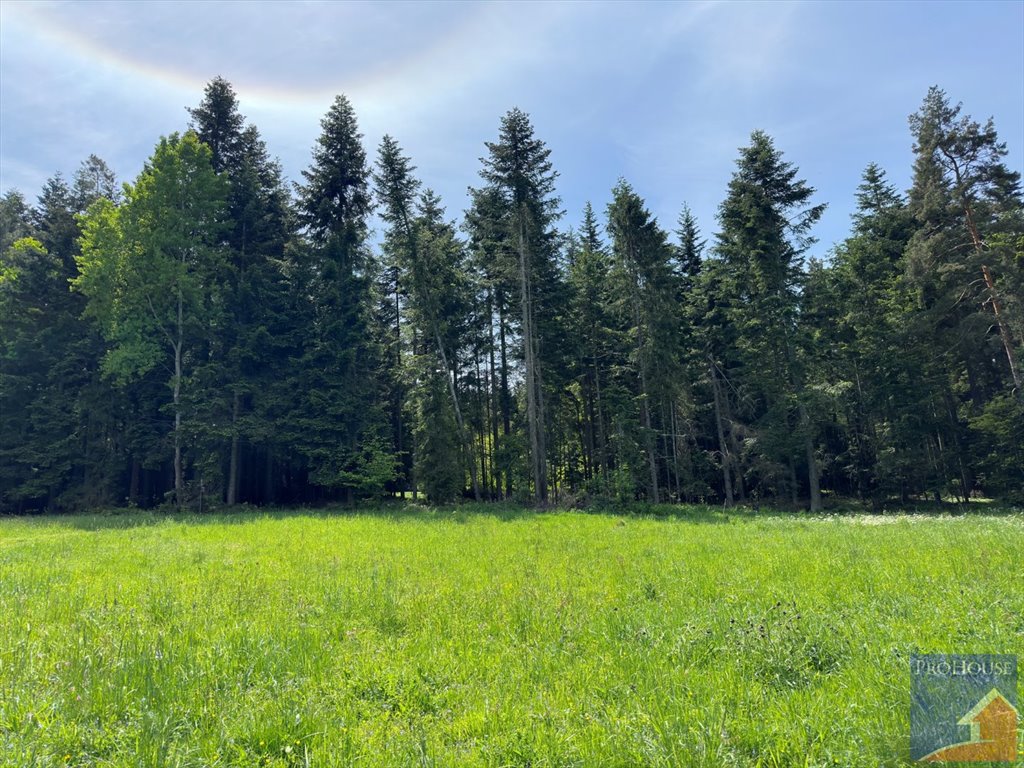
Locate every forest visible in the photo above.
<box><xmin>1</xmin><ymin>78</ymin><xmax>1022</xmax><ymax>513</ymax></box>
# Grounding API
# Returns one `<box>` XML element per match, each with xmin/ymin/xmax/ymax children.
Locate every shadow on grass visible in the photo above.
<box><xmin>1</xmin><ymin>501</ymin><xmax>544</xmax><ymax>532</ymax></box>
<box><xmin>2</xmin><ymin>497</ymin><xmax>1019</xmax><ymax>533</ymax></box>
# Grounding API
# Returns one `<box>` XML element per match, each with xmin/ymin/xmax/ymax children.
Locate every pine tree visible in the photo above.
<box><xmin>903</xmin><ymin>88</ymin><xmax>1024</xmax><ymax>500</ymax></box>
<box><xmin>374</xmin><ymin>136</ymin><xmax>481</xmax><ymax>499</ymax></box>
<box><xmin>373</xmin><ymin>135</ymin><xmax>419</xmax><ymax>497</ymax></box>
<box><xmin>908</xmin><ymin>86</ymin><xmax>1023</xmax><ymax>394</ymax></box>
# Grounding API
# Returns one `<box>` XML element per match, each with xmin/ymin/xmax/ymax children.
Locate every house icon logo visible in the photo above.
<box><xmin>911</xmin><ymin>654</ymin><xmax>1018</xmax><ymax>763</ymax></box>
<box><xmin>920</xmin><ymin>687</ymin><xmax>1018</xmax><ymax>762</ymax></box>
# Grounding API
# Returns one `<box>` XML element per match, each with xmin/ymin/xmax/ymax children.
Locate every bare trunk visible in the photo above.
<box><xmin>981</xmin><ymin>264</ymin><xmax>1022</xmax><ymax>392</ymax></box>
<box><xmin>475</xmin><ymin>355</ymin><xmax>488</xmax><ymax>495</ymax></box>
<box><xmin>227</xmin><ymin>392</ymin><xmax>240</xmax><ymax>506</ymax></box>
<box><xmin>670</xmin><ymin>399</ymin><xmax>682</xmax><ymax>501</ymax></box>
<box><xmin>410</xmin><ymin>328</ymin><xmax>418</xmax><ymax>501</ymax></box>
<box><xmin>518</xmin><ymin>212</ymin><xmax>546</xmax><ymax>503</ymax></box>
<box><xmin>488</xmin><ymin>295</ymin><xmax>500</xmax><ymax>499</ymax></box>
<box><xmin>799</xmin><ymin>400</ymin><xmax>821</xmax><ymax>512</ymax></box>
<box><xmin>264</xmin><ymin>448</ymin><xmax>273</xmax><ymax>503</ymax></box>
<box><xmin>436</xmin><ymin>331</ymin><xmax>480</xmax><ymax>501</ymax></box>
<box><xmin>593</xmin><ymin>353</ymin><xmax>607</xmax><ymax>482</ymax></box>
<box><xmin>129</xmin><ymin>458</ymin><xmax>141</xmax><ymax>505</ymax></box>
<box><xmin>173</xmin><ymin>290</ymin><xmax>183</xmax><ymax>508</ymax></box>
<box><xmin>583</xmin><ymin>379</ymin><xmax>596</xmax><ymax>482</ymax></box>
<box><xmin>721</xmin><ymin>392</ymin><xmax>746</xmax><ymax>503</ymax></box>
<box><xmin>639</xmin><ymin>375</ymin><xmax>660</xmax><ymax>504</ymax></box>
<box><xmin>949</xmin><ymin>159</ymin><xmax>1022</xmax><ymax>394</ymax></box>
<box><xmin>710</xmin><ymin>360</ymin><xmax>734</xmax><ymax>507</ymax></box>
<box><xmin>498</xmin><ymin>298</ymin><xmax>512</xmax><ymax>499</ymax></box>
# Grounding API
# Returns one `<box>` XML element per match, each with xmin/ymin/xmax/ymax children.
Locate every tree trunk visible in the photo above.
<box><xmin>517</xmin><ymin>211</ymin><xmax>546</xmax><ymax>503</ymax></box>
<box><xmin>717</xmin><ymin>363</ymin><xmax>746</xmax><ymax>502</ymax></box>
<box><xmin>593</xmin><ymin>351</ymin><xmax>607</xmax><ymax>482</ymax></box>
<box><xmin>264</xmin><ymin>448</ymin><xmax>273</xmax><ymax>503</ymax></box>
<box><xmin>129</xmin><ymin>458</ymin><xmax>141</xmax><ymax>506</ymax></box>
<box><xmin>710</xmin><ymin>360</ymin><xmax>734</xmax><ymax>507</ymax></box>
<box><xmin>488</xmin><ymin>296</ymin><xmax>500</xmax><ymax>499</ymax></box>
<box><xmin>670</xmin><ymin>399</ymin><xmax>682</xmax><ymax>501</ymax></box>
<box><xmin>799</xmin><ymin>401</ymin><xmax>821</xmax><ymax>512</ymax></box>
<box><xmin>436</xmin><ymin>330</ymin><xmax>480</xmax><ymax>501</ymax></box>
<box><xmin>950</xmin><ymin>160</ymin><xmax>1022</xmax><ymax>395</ymax></box>
<box><xmin>227</xmin><ymin>392</ymin><xmax>240</xmax><ymax>506</ymax></box>
<box><xmin>980</xmin><ymin>264</ymin><xmax>1022</xmax><ymax>393</ymax></box>
<box><xmin>498</xmin><ymin>297</ymin><xmax>512</xmax><ymax>499</ymax></box>
<box><xmin>475</xmin><ymin>355</ymin><xmax>488</xmax><ymax>496</ymax></box>
<box><xmin>173</xmin><ymin>291</ymin><xmax>184</xmax><ymax>508</ymax></box>
<box><xmin>640</xmin><ymin>385</ymin><xmax>660</xmax><ymax>505</ymax></box>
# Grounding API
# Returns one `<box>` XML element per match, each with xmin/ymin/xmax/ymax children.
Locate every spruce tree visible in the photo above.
<box><xmin>606</xmin><ymin>180</ymin><xmax>682</xmax><ymax>503</ymax></box>
<box><xmin>566</xmin><ymin>202</ymin><xmax>614</xmax><ymax>489</ymax></box>
<box><xmin>715</xmin><ymin>131</ymin><xmax>825</xmax><ymax>510</ymax></box>
<box><xmin>292</xmin><ymin>95</ymin><xmax>393</xmax><ymax>500</ymax></box>
<box><xmin>188</xmin><ymin>78</ymin><xmax>294</xmax><ymax>505</ymax></box>
<box><xmin>473</xmin><ymin>108</ymin><xmax>563</xmax><ymax>503</ymax></box>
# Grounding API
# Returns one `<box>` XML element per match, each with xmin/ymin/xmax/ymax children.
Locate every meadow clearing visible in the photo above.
<box><xmin>0</xmin><ymin>505</ymin><xmax>1021</xmax><ymax>767</ymax></box>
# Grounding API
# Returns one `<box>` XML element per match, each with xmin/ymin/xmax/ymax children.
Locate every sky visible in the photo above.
<box><xmin>1</xmin><ymin>0</ymin><xmax>1022</xmax><ymax>259</ymax></box>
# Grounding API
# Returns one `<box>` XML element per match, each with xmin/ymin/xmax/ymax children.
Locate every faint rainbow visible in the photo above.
<box><xmin>8</xmin><ymin>2</ymin><xmax>501</xmax><ymax>111</ymax></box>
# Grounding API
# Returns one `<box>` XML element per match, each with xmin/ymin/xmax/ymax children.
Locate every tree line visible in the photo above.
<box><xmin>1</xmin><ymin>79</ymin><xmax>1021</xmax><ymax>512</ymax></box>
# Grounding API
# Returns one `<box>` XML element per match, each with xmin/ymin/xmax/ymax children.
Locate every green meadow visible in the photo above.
<box><xmin>0</xmin><ymin>506</ymin><xmax>1021</xmax><ymax>767</ymax></box>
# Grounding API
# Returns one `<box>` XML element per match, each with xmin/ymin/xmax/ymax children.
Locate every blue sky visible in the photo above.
<box><xmin>1</xmin><ymin>0</ymin><xmax>1022</xmax><ymax>257</ymax></box>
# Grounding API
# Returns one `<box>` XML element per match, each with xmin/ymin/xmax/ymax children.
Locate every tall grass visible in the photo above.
<box><xmin>0</xmin><ymin>506</ymin><xmax>1021</xmax><ymax>766</ymax></box>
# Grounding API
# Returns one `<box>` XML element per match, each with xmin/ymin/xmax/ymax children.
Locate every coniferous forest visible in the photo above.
<box><xmin>1</xmin><ymin>78</ymin><xmax>1022</xmax><ymax>513</ymax></box>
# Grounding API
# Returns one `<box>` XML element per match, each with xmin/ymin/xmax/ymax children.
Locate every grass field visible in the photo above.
<box><xmin>0</xmin><ymin>504</ymin><xmax>1021</xmax><ymax>767</ymax></box>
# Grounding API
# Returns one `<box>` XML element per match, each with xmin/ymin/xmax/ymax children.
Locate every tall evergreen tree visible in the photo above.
<box><xmin>472</xmin><ymin>108</ymin><xmax>563</xmax><ymax>503</ymax></box>
<box><xmin>566</xmin><ymin>202</ymin><xmax>615</xmax><ymax>490</ymax></box>
<box><xmin>375</xmin><ymin>136</ymin><xmax>481</xmax><ymax>499</ymax></box>
<box><xmin>908</xmin><ymin>86</ymin><xmax>1023</xmax><ymax>394</ymax></box>
<box><xmin>188</xmin><ymin>77</ymin><xmax>294</xmax><ymax>505</ymax></box>
<box><xmin>606</xmin><ymin>180</ymin><xmax>682</xmax><ymax>503</ymax></box>
<box><xmin>291</xmin><ymin>95</ymin><xmax>393</xmax><ymax>500</ymax></box>
<box><xmin>902</xmin><ymin>88</ymin><xmax>1024</xmax><ymax>500</ymax></box>
<box><xmin>373</xmin><ymin>135</ymin><xmax>419</xmax><ymax>497</ymax></box>
<box><xmin>804</xmin><ymin>164</ymin><xmax>920</xmax><ymax>502</ymax></box>
<box><xmin>715</xmin><ymin>131</ymin><xmax>826</xmax><ymax>510</ymax></box>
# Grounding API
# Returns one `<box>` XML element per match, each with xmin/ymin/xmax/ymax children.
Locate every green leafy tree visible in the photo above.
<box><xmin>75</xmin><ymin>132</ymin><xmax>227</xmax><ymax>507</ymax></box>
<box><xmin>1</xmin><ymin>160</ymin><xmax>124</xmax><ymax>512</ymax></box>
